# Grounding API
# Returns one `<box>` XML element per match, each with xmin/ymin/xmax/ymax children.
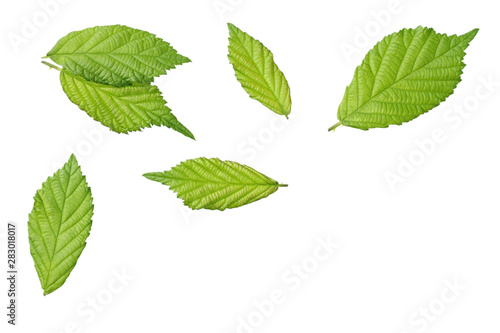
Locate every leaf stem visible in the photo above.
<box><xmin>41</xmin><ymin>61</ymin><xmax>62</xmax><ymax>71</ymax></box>
<box><xmin>328</xmin><ymin>122</ymin><xmax>342</xmax><ymax>132</ymax></box>
<box><xmin>278</xmin><ymin>183</ymin><xmax>288</xmax><ymax>187</ymax></box>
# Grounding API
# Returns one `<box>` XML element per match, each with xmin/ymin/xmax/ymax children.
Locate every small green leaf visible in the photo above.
<box><xmin>144</xmin><ymin>157</ymin><xmax>287</xmax><ymax>211</ymax></box>
<box><xmin>228</xmin><ymin>23</ymin><xmax>291</xmax><ymax>118</ymax></box>
<box><xmin>46</xmin><ymin>25</ymin><xmax>190</xmax><ymax>86</ymax></box>
<box><xmin>59</xmin><ymin>68</ymin><xmax>194</xmax><ymax>138</ymax></box>
<box><xmin>28</xmin><ymin>154</ymin><xmax>93</xmax><ymax>296</ymax></box>
<box><xmin>330</xmin><ymin>27</ymin><xmax>478</xmax><ymax>131</ymax></box>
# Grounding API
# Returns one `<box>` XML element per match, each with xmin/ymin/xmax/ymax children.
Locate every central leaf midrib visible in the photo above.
<box><xmin>51</xmin><ymin>52</ymin><xmax>174</xmax><ymax>59</ymax></box>
<box><xmin>166</xmin><ymin>176</ymin><xmax>278</xmax><ymax>187</ymax></box>
<box><xmin>45</xmin><ymin>164</ymin><xmax>75</xmax><ymax>287</ymax></box>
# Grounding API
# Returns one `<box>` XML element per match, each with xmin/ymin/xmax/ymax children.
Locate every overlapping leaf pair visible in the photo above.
<box><xmin>42</xmin><ymin>25</ymin><xmax>194</xmax><ymax>139</ymax></box>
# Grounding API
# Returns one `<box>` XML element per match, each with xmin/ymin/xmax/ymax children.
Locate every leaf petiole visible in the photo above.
<box><xmin>41</xmin><ymin>61</ymin><xmax>62</xmax><ymax>71</ymax></box>
<box><xmin>328</xmin><ymin>122</ymin><xmax>342</xmax><ymax>132</ymax></box>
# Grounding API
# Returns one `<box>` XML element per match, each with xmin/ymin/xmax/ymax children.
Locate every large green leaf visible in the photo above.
<box><xmin>58</xmin><ymin>68</ymin><xmax>194</xmax><ymax>138</ymax></box>
<box><xmin>329</xmin><ymin>27</ymin><xmax>478</xmax><ymax>131</ymax></box>
<box><xmin>45</xmin><ymin>25</ymin><xmax>190</xmax><ymax>86</ymax></box>
<box><xmin>144</xmin><ymin>157</ymin><xmax>287</xmax><ymax>211</ymax></box>
<box><xmin>28</xmin><ymin>155</ymin><xmax>93</xmax><ymax>296</ymax></box>
<box><xmin>228</xmin><ymin>23</ymin><xmax>291</xmax><ymax>118</ymax></box>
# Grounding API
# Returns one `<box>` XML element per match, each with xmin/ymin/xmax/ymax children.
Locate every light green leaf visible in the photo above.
<box><xmin>330</xmin><ymin>27</ymin><xmax>478</xmax><ymax>131</ymax></box>
<box><xmin>46</xmin><ymin>25</ymin><xmax>190</xmax><ymax>86</ymax></box>
<box><xmin>57</xmin><ymin>67</ymin><xmax>194</xmax><ymax>138</ymax></box>
<box><xmin>227</xmin><ymin>23</ymin><xmax>291</xmax><ymax>118</ymax></box>
<box><xmin>144</xmin><ymin>157</ymin><xmax>287</xmax><ymax>211</ymax></box>
<box><xmin>28</xmin><ymin>154</ymin><xmax>93</xmax><ymax>296</ymax></box>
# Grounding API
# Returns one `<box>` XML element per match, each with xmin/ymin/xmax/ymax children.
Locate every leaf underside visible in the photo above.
<box><xmin>60</xmin><ymin>69</ymin><xmax>194</xmax><ymax>138</ymax></box>
<box><xmin>28</xmin><ymin>154</ymin><xmax>94</xmax><ymax>296</ymax></box>
<box><xmin>47</xmin><ymin>25</ymin><xmax>191</xmax><ymax>86</ymax></box>
<box><xmin>334</xmin><ymin>26</ymin><xmax>478</xmax><ymax>130</ymax></box>
<box><xmin>144</xmin><ymin>157</ymin><xmax>286</xmax><ymax>211</ymax></box>
<box><xmin>228</xmin><ymin>23</ymin><xmax>291</xmax><ymax>117</ymax></box>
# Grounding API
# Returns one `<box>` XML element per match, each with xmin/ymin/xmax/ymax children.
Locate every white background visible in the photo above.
<box><xmin>1</xmin><ymin>0</ymin><xmax>499</xmax><ymax>332</ymax></box>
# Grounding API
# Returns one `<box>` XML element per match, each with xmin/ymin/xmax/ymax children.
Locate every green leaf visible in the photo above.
<box><xmin>58</xmin><ymin>68</ymin><xmax>194</xmax><ymax>138</ymax></box>
<box><xmin>227</xmin><ymin>23</ymin><xmax>291</xmax><ymax>118</ymax></box>
<box><xmin>330</xmin><ymin>27</ymin><xmax>478</xmax><ymax>131</ymax></box>
<box><xmin>28</xmin><ymin>154</ymin><xmax>94</xmax><ymax>296</ymax></box>
<box><xmin>46</xmin><ymin>25</ymin><xmax>190</xmax><ymax>86</ymax></box>
<box><xmin>144</xmin><ymin>157</ymin><xmax>287</xmax><ymax>211</ymax></box>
